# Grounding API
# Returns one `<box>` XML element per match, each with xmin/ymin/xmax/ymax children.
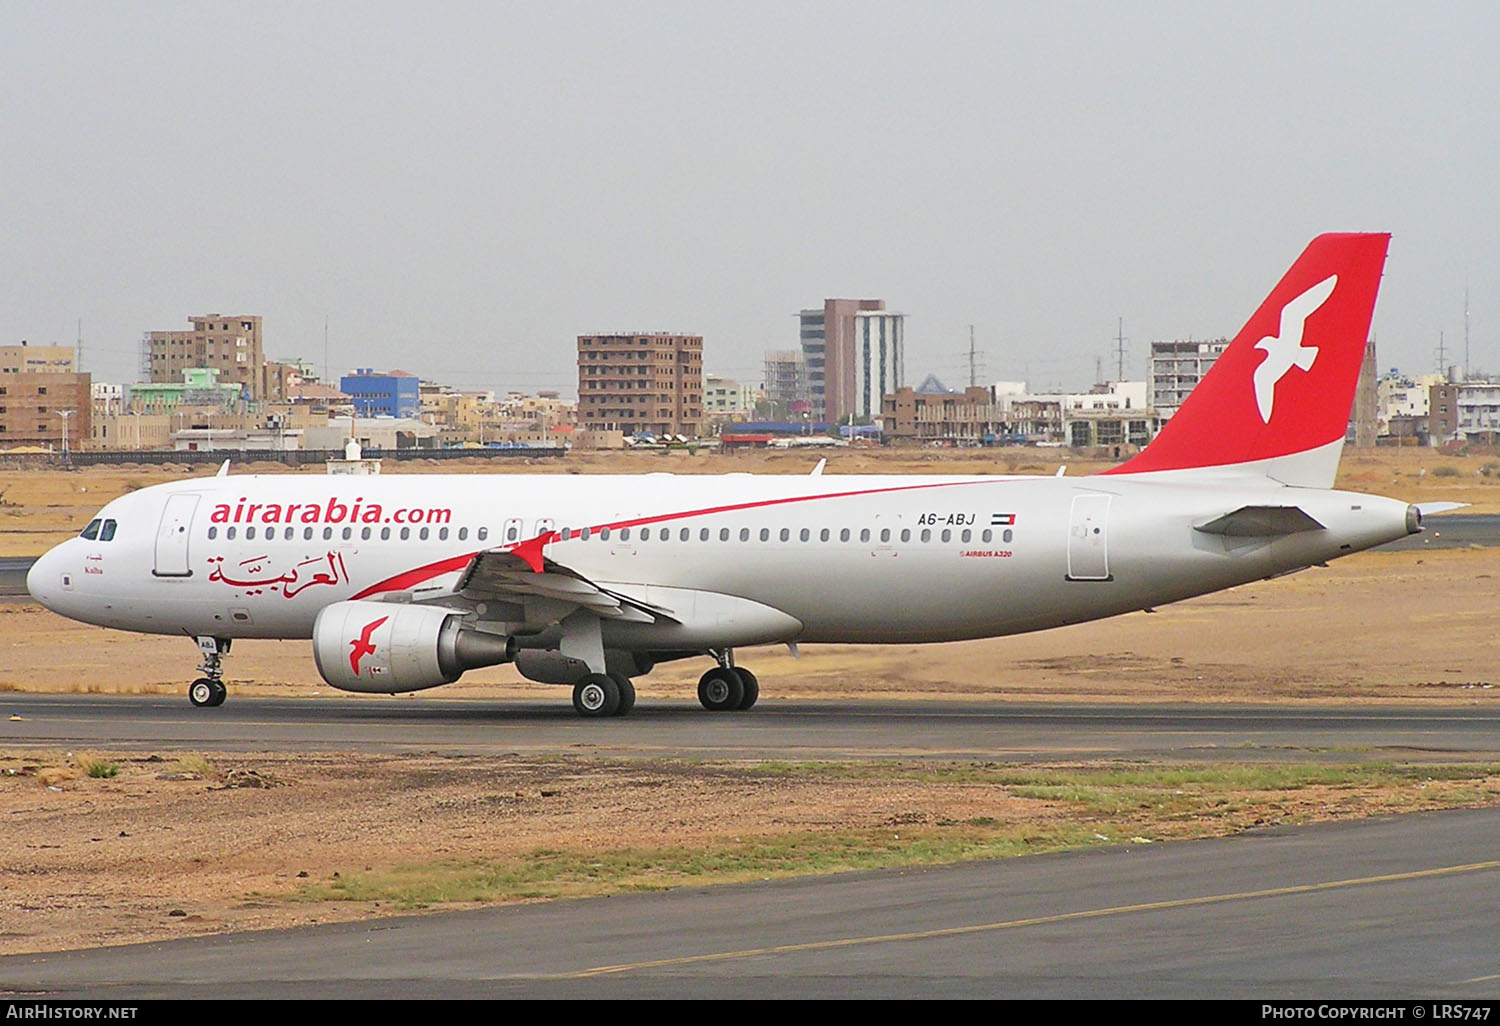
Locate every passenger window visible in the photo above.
<box><xmin>679</xmin><ymin>528</ymin><xmax>690</xmax><ymax>541</ymax></box>
<box><xmin>620</xmin><ymin>528</ymin><xmax>630</xmax><ymax>541</ymax></box>
<box><xmin>982</xmin><ymin>529</ymin><xmax>993</xmax><ymax>543</ymax></box>
<box><xmin>1003</xmin><ymin>529</ymin><xmax>1014</xmax><ymax>543</ymax></box>
<box><xmin>941</xmin><ymin>529</ymin><xmax>951</xmax><ymax>543</ymax></box>
<box><xmin>478</xmin><ymin>527</ymin><xmax>488</xmax><ymax>541</ymax></box>
<box><xmin>879</xmin><ymin>529</ymin><xmax>890</xmax><ymax>543</ymax></box>
<box><xmin>80</xmin><ymin>519</ymin><xmax>101</xmax><ymax>540</ymax></box>
<box><xmin>246</xmin><ymin>526</ymin><xmax>257</xmax><ymax>540</ymax></box>
<box><xmin>323</xmin><ymin>527</ymin><xmax>333</xmax><ymax>541</ymax></box>
<box><xmin>699</xmin><ymin>528</ymin><xmax>710</xmax><ymax>541</ymax></box>
<box><xmin>900</xmin><ymin>529</ymin><xmax>911</xmax><ymax>543</ymax></box>
<box><xmin>639</xmin><ymin>527</ymin><xmax>650</xmax><ymax>541</ymax></box>
<box><xmin>860</xmin><ymin>528</ymin><xmax>870</xmax><ymax>542</ymax></box>
<box><xmin>799</xmin><ymin>528</ymin><xmax>810</xmax><ymax>542</ymax></box>
<box><xmin>961</xmin><ymin>529</ymin><xmax>972</xmax><ymax>543</ymax></box>
<box><xmin>420</xmin><ymin>527</ymin><xmax>429</xmax><ymax>540</ymax></box>
<box><xmin>381</xmin><ymin>527</ymin><xmax>391</xmax><ymax>540</ymax></box>
<box><xmin>739</xmin><ymin>528</ymin><xmax>750</xmax><ymax>542</ymax></box>
<box><xmin>208</xmin><ymin>526</ymin><xmax>218</xmax><ymax>540</ymax></box>
<box><xmin>400</xmin><ymin>526</ymin><xmax>410</xmax><ymax>540</ymax></box>
<box><xmin>719</xmin><ymin>528</ymin><xmax>729</xmax><ymax>541</ymax></box>
<box><xmin>227</xmin><ymin>526</ymin><xmax>237</xmax><ymax>540</ymax></box>
<box><xmin>439</xmin><ymin>527</ymin><xmax>448</xmax><ymax>541</ymax></box>
<box><xmin>343</xmin><ymin>526</ymin><xmax>353</xmax><ymax>540</ymax></box>
<box><xmin>600</xmin><ymin>528</ymin><xmax>611</xmax><ymax>541</ymax></box>
<box><xmin>285</xmin><ymin>527</ymin><xmax>295</xmax><ymax>540</ymax></box>
<box><xmin>360</xmin><ymin>527</ymin><xmax>370</xmax><ymax>540</ymax></box>
<box><xmin>580</xmin><ymin>527</ymin><xmax>590</xmax><ymax>541</ymax></box>
<box><xmin>840</xmin><ymin>528</ymin><xmax>850</xmax><ymax>542</ymax></box>
<box><xmin>779</xmin><ymin>528</ymin><xmax>790</xmax><ymax>542</ymax></box>
<box><xmin>820</xmin><ymin>528</ymin><xmax>830</xmax><ymax>542</ymax></box>
<box><xmin>759</xmin><ymin>528</ymin><xmax>770</xmax><ymax>542</ymax></box>
<box><xmin>920</xmin><ymin>529</ymin><xmax>931</xmax><ymax>543</ymax></box>
<box><xmin>459</xmin><ymin>527</ymin><xmax>469</xmax><ymax>541</ymax></box>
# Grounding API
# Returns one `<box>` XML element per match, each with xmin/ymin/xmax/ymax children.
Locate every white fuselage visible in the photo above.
<box><xmin>27</xmin><ymin>470</ymin><xmax>1413</xmax><ymax>651</ymax></box>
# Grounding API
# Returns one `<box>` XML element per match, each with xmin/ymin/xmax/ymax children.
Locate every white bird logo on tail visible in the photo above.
<box><xmin>1252</xmin><ymin>275</ymin><xmax>1338</xmax><ymax>423</ymax></box>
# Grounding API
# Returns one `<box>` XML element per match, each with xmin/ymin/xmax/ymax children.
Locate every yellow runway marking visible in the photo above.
<box><xmin>562</xmin><ymin>859</ymin><xmax>1500</xmax><ymax>978</ymax></box>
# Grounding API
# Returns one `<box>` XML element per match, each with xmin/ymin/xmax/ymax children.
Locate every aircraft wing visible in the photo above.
<box><xmin>445</xmin><ymin>548</ymin><xmax>677</xmax><ymax>624</ymax></box>
<box><xmin>1193</xmin><ymin>505</ymin><xmax>1326</xmax><ymax>537</ymax></box>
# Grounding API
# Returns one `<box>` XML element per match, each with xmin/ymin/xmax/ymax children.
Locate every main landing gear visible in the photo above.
<box><xmin>571</xmin><ymin>672</ymin><xmax>637</xmax><ymax>719</ymax></box>
<box><xmin>188</xmin><ymin>636</ymin><xmax>229</xmax><ymax>708</ymax></box>
<box><xmin>698</xmin><ymin>650</ymin><xmax>758</xmax><ymax>712</ymax></box>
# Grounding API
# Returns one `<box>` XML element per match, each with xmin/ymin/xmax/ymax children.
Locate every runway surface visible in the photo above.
<box><xmin>3</xmin><ymin>807</ymin><xmax>1497</xmax><ymax>998</ymax></box>
<box><xmin>6</xmin><ymin>693</ymin><xmax>1500</xmax><ymax>762</ymax></box>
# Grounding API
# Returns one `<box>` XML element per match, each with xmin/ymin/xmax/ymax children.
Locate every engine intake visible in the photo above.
<box><xmin>312</xmin><ymin>600</ymin><xmax>516</xmax><ymax>694</ymax></box>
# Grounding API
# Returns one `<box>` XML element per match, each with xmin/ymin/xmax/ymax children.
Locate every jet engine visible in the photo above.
<box><xmin>312</xmin><ymin>600</ymin><xmax>516</xmax><ymax>693</ymax></box>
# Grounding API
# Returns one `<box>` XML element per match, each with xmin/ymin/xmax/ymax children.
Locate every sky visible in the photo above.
<box><xmin>3</xmin><ymin>1</ymin><xmax>1497</xmax><ymax>396</ymax></box>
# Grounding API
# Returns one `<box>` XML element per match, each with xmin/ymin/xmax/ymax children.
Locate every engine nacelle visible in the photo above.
<box><xmin>312</xmin><ymin>600</ymin><xmax>515</xmax><ymax>694</ymax></box>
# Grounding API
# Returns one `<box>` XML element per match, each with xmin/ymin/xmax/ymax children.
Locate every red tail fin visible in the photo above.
<box><xmin>1103</xmin><ymin>233</ymin><xmax>1390</xmax><ymax>486</ymax></box>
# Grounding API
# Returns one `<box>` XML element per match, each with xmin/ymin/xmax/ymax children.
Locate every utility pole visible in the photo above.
<box><xmin>1114</xmin><ymin>317</ymin><xmax>1128</xmax><ymax>382</ymax></box>
<box><xmin>1436</xmin><ymin>330</ymin><xmax>1448</xmax><ymax>379</ymax></box>
<box><xmin>968</xmin><ymin>325</ymin><xmax>977</xmax><ymax>388</ymax></box>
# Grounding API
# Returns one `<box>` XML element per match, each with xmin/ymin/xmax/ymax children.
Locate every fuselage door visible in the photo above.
<box><xmin>153</xmin><ymin>493</ymin><xmax>201</xmax><ymax>577</ymax></box>
<box><xmin>1066</xmin><ymin>494</ymin><xmax>1112</xmax><ymax>581</ymax></box>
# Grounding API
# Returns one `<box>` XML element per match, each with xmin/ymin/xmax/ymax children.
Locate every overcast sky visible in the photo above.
<box><xmin>3</xmin><ymin>1</ymin><xmax>1496</xmax><ymax>396</ymax></box>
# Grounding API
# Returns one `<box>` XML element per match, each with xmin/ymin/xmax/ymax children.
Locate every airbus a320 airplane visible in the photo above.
<box><xmin>29</xmin><ymin>233</ymin><xmax>1436</xmax><ymax>716</ymax></box>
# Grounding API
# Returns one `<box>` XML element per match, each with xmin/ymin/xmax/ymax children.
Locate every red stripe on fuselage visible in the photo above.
<box><xmin>350</xmin><ymin>478</ymin><xmax>995</xmax><ymax>599</ymax></box>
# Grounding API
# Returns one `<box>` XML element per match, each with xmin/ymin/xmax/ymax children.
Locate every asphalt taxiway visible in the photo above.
<box><xmin>5</xmin><ymin>693</ymin><xmax>1500</xmax><ymax>762</ymax></box>
<box><xmin>3</xmin><ymin>807</ymin><xmax>1497</xmax><ymax>998</ymax></box>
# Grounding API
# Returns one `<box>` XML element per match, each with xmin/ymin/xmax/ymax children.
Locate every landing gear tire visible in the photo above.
<box><xmin>608</xmin><ymin>673</ymin><xmax>636</xmax><ymax>717</ymax></box>
<box><xmin>189</xmin><ymin>678</ymin><xmax>218</xmax><ymax>708</ymax></box>
<box><xmin>698</xmin><ymin>667</ymin><xmax>745</xmax><ymax>712</ymax></box>
<box><xmin>732</xmin><ymin>667</ymin><xmax>759</xmax><ymax>710</ymax></box>
<box><xmin>572</xmin><ymin>673</ymin><xmax>622</xmax><ymax>718</ymax></box>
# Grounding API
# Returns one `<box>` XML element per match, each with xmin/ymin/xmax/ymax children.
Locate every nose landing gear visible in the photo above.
<box><xmin>698</xmin><ymin>650</ymin><xmax>759</xmax><ymax>711</ymax></box>
<box><xmin>188</xmin><ymin>637</ymin><xmax>230</xmax><ymax>708</ymax></box>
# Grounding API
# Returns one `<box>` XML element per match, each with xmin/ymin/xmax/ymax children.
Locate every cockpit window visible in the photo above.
<box><xmin>99</xmin><ymin>519</ymin><xmax>117</xmax><ymax>542</ymax></box>
<box><xmin>80</xmin><ymin>519</ymin><xmax>102</xmax><ymax>540</ymax></box>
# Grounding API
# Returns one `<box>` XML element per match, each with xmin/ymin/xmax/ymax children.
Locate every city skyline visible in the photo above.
<box><xmin>4</xmin><ymin>3</ymin><xmax>1497</xmax><ymax>396</ymax></box>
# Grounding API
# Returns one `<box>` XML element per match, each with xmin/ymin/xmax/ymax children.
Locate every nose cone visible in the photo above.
<box><xmin>26</xmin><ymin>546</ymin><xmax>62</xmax><ymax>611</ymax></box>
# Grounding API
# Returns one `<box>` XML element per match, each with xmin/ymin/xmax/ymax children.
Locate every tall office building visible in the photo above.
<box><xmin>852</xmin><ymin>310</ymin><xmax>904</xmax><ymax>421</ymax></box>
<box><xmin>146</xmin><ymin>315</ymin><xmax>265</xmax><ymax>400</ymax></box>
<box><xmin>578</xmin><ymin>333</ymin><xmax>703</xmax><ymax>437</ymax></box>
<box><xmin>799</xmin><ymin>299</ymin><xmax>886</xmax><ymax>422</ymax></box>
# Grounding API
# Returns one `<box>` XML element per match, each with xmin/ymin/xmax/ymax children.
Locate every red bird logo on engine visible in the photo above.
<box><xmin>349</xmin><ymin>615</ymin><xmax>389</xmax><ymax>675</ymax></box>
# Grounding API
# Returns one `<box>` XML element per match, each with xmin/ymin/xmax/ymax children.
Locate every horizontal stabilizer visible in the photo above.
<box><xmin>1194</xmin><ymin>505</ymin><xmax>1325</xmax><ymax>537</ymax></box>
<box><xmin>1415</xmin><ymin>501</ymin><xmax>1468</xmax><ymax>517</ymax></box>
